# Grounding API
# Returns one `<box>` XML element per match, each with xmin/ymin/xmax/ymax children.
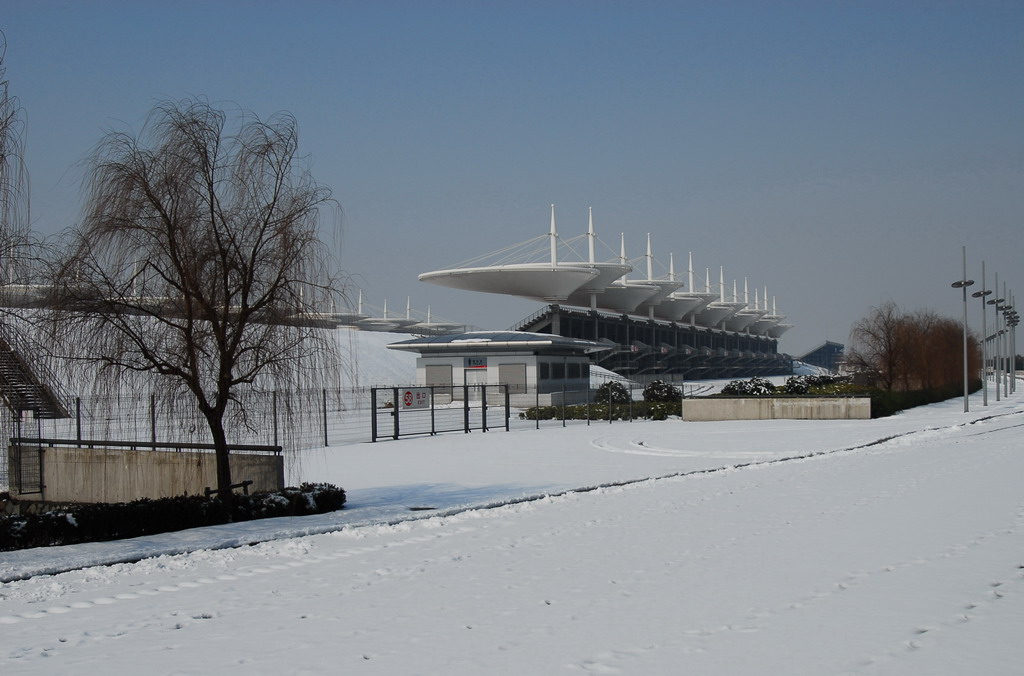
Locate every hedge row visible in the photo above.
<box><xmin>520</xmin><ymin>400</ymin><xmax>681</xmax><ymax>422</ymax></box>
<box><xmin>521</xmin><ymin>378</ymin><xmax>981</xmax><ymax>422</ymax></box>
<box><xmin>855</xmin><ymin>381</ymin><xmax>982</xmax><ymax>418</ymax></box>
<box><xmin>715</xmin><ymin>377</ymin><xmax>982</xmax><ymax>418</ymax></box>
<box><xmin>0</xmin><ymin>482</ymin><xmax>346</xmax><ymax>552</ymax></box>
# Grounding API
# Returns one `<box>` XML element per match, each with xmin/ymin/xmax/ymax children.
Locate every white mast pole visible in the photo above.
<box><xmin>587</xmin><ymin>207</ymin><xmax>596</xmax><ymax>263</ymax></box>
<box><xmin>549</xmin><ymin>204</ymin><xmax>557</xmax><ymax>266</ymax></box>
<box><xmin>646</xmin><ymin>233</ymin><xmax>654</xmax><ymax>281</ymax></box>
<box><xmin>588</xmin><ymin>208</ymin><xmax>598</xmax><ymax>311</ymax></box>
<box><xmin>618</xmin><ymin>233</ymin><xmax>628</xmax><ymax>285</ymax></box>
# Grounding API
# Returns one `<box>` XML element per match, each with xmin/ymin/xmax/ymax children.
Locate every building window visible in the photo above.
<box><xmin>498</xmin><ymin>363</ymin><xmax>527</xmax><ymax>393</ymax></box>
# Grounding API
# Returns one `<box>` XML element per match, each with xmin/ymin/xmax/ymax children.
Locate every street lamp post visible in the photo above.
<box><xmin>999</xmin><ymin>279</ymin><xmax>1012</xmax><ymax>398</ymax></box>
<box><xmin>1008</xmin><ymin>304</ymin><xmax>1019</xmax><ymax>394</ymax></box>
<box><xmin>996</xmin><ymin>302</ymin><xmax>1012</xmax><ymax>399</ymax></box>
<box><xmin>971</xmin><ymin>261</ymin><xmax>993</xmax><ymax>406</ymax></box>
<box><xmin>1001</xmin><ymin>297</ymin><xmax>1017</xmax><ymax>397</ymax></box>
<box><xmin>951</xmin><ymin>246</ymin><xmax>974</xmax><ymax>413</ymax></box>
<box><xmin>987</xmin><ymin>271</ymin><xmax>1004</xmax><ymax>402</ymax></box>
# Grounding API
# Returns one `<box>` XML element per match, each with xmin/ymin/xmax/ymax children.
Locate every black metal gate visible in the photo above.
<box><xmin>370</xmin><ymin>384</ymin><xmax>510</xmax><ymax>442</ymax></box>
<box><xmin>10</xmin><ymin>413</ymin><xmax>44</xmax><ymax>494</ymax></box>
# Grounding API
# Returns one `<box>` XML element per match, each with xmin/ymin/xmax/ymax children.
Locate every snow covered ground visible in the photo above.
<box><xmin>2</xmin><ymin>376</ymin><xmax>1022</xmax><ymax>674</ymax></box>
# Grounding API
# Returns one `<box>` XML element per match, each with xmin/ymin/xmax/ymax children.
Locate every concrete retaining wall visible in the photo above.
<box><xmin>8</xmin><ymin>445</ymin><xmax>284</xmax><ymax>503</ymax></box>
<box><xmin>681</xmin><ymin>397</ymin><xmax>871</xmax><ymax>421</ymax></box>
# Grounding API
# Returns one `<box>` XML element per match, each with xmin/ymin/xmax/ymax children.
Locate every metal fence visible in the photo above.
<box><xmin>0</xmin><ymin>380</ymin><xmax>716</xmax><ymax>492</ymax></box>
<box><xmin>370</xmin><ymin>385</ymin><xmax>511</xmax><ymax>441</ymax></box>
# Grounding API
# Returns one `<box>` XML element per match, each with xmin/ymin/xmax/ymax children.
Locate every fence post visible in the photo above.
<box><xmin>150</xmin><ymin>394</ymin><xmax>157</xmax><ymax>444</ymax></box>
<box><xmin>430</xmin><ymin>386</ymin><xmax>437</xmax><ymax>435</ymax></box>
<box><xmin>272</xmin><ymin>390</ymin><xmax>279</xmax><ymax>446</ymax></box>
<box><xmin>504</xmin><ymin>385</ymin><xmax>510</xmax><ymax>431</ymax></box>
<box><xmin>463</xmin><ymin>384</ymin><xmax>470</xmax><ymax>433</ymax></box>
<box><xmin>482</xmin><ymin>385</ymin><xmax>488</xmax><ymax>433</ymax></box>
<box><xmin>76</xmin><ymin>397</ymin><xmax>82</xmax><ymax>446</ymax></box>
<box><xmin>535</xmin><ymin>384</ymin><xmax>540</xmax><ymax>430</ymax></box>
<box><xmin>322</xmin><ymin>388</ymin><xmax>329</xmax><ymax>447</ymax></box>
<box><xmin>392</xmin><ymin>388</ymin><xmax>400</xmax><ymax>440</ymax></box>
<box><xmin>370</xmin><ymin>388</ymin><xmax>378</xmax><ymax>442</ymax></box>
<box><xmin>561</xmin><ymin>385</ymin><xmax>566</xmax><ymax>427</ymax></box>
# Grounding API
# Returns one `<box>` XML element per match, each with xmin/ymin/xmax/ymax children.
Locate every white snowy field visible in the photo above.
<box><xmin>2</xmin><ymin>382</ymin><xmax>1023</xmax><ymax>674</ymax></box>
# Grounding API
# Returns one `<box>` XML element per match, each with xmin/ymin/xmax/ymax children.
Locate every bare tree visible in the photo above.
<box><xmin>847</xmin><ymin>302</ymin><xmax>906</xmax><ymax>391</ymax></box>
<box><xmin>1</xmin><ymin>32</ymin><xmax>32</xmax><ymax>282</ymax></box>
<box><xmin>848</xmin><ymin>302</ymin><xmax>980</xmax><ymax>393</ymax></box>
<box><xmin>52</xmin><ymin>99</ymin><xmax>339</xmax><ymax>503</ymax></box>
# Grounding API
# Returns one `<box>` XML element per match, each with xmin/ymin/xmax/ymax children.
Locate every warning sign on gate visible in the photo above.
<box><xmin>400</xmin><ymin>388</ymin><xmax>430</xmax><ymax>410</ymax></box>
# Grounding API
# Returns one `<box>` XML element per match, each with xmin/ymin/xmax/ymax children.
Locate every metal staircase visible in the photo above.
<box><xmin>0</xmin><ymin>322</ymin><xmax>70</xmax><ymax>419</ymax></box>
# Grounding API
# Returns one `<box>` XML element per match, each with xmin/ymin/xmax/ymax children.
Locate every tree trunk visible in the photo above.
<box><xmin>205</xmin><ymin>411</ymin><xmax>234</xmax><ymax>510</ymax></box>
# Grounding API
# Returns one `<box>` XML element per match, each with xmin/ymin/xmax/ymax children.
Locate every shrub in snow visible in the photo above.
<box><xmin>782</xmin><ymin>374</ymin><xmax>852</xmax><ymax>394</ymax></box>
<box><xmin>519</xmin><ymin>400</ymin><xmax>680</xmax><ymax>422</ymax></box>
<box><xmin>642</xmin><ymin>380</ymin><xmax>682</xmax><ymax>403</ymax></box>
<box><xmin>721</xmin><ymin>377</ymin><xmax>776</xmax><ymax>396</ymax></box>
<box><xmin>0</xmin><ymin>483</ymin><xmax>347</xmax><ymax>552</ymax></box>
<box><xmin>595</xmin><ymin>381</ymin><xmax>631</xmax><ymax>404</ymax></box>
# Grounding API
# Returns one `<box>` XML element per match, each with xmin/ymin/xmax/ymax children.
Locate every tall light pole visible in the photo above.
<box><xmin>1000</xmin><ymin>280</ymin><xmax>1012</xmax><ymax>398</ymax></box>
<box><xmin>1008</xmin><ymin>304</ymin><xmax>1019</xmax><ymax>394</ymax></box>
<box><xmin>951</xmin><ymin>246</ymin><xmax>974</xmax><ymax>413</ymax></box>
<box><xmin>987</xmin><ymin>271</ymin><xmax>1004</xmax><ymax>402</ymax></box>
<box><xmin>996</xmin><ymin>302</ymin><xmax>1012</xmax><ymax>399</ymax></box>
<box><xmin>971</xmin><ymin>260</ymin><xmax>992</xmax><ymax>406</ymax></box>
<box><xmin>1000</xmin><ymin>297</ymin><xmax>1015</xmax><ymax>398</ymax></box>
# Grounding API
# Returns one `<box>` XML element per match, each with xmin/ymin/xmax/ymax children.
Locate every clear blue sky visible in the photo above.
<box><xmin>4</xmin><ymin>1</ymin><xmax>1023</xmax><ymax>355</ymax></box>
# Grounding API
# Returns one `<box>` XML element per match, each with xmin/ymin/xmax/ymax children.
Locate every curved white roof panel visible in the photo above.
<box><xmin>355</xmin><ymin>317</ymin><xmax>402</xmax><ymax>332</ymax></box>
<box><xmin>652</xmin><ymin>294</ymin><xmax>703</xmax><ymax>321</ymax></box>
<box><xmin>636</xmin><ymin>280</ymin><xmax>685</xmax><ymax>311</ymax></box>
<box><xmin>675</xmin><ymin>291</ymin><xmax>719</xmax><ymax>320</ymax></box>
<box><xmin>723</xmin><ymin>308</ymin><xmax>768</xmax><ymax>332</ymax></box>
<box><xmin>749</xmin><ymin>313</ymin><xmax>784</xmax><ymax>335</ymax></box>
<box><xmin>419</xmin><ymin>263</ymin><xmax>599</xmax><ymax>302</ymax></box>
<box><xmin>387</xmin><ymin>330</ymin><xmax>611</xmax><ymax>355</ymax></box>
<box><xmin>592</xmin><ymin>282</ymin><xmax>661</xmax><ymax>313</ymax></box>
<box><xmin>564</xmin><ymin>262</ymin><xmax>634</xmax><ymax>301</ymax></box>
<box><xmin>692</xmin><ymin>301</ymin><xmax>745</xmax><ymax>328</ymax></box>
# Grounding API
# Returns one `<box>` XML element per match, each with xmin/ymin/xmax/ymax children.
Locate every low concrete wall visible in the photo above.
<box><xmin>8</xmin><ymin>445</ymin><xmax>284</xmax><ymax>503</ymax></box>
<box><xmin>681</xmin><ymin>397</ymin><xmax>871</xmax><ymax>421</ymax></box>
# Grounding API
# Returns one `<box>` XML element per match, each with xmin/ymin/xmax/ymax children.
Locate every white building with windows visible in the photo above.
<box><xmin>386</xmin><ymin>331</ymin><xmax>609</xmax><ymax>406</ymax></box>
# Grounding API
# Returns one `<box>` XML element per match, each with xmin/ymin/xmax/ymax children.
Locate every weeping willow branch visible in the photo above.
<box><xmin>50</xmin><ymin>98</ymin><xmax>342</xmax><ymax>503</ymax></box>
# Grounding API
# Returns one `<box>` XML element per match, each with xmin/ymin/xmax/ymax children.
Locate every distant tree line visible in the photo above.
<box><xmin>845</xmin><ymin>302</ymin><xmax>980</xmax><ymax>393</ymax></box>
